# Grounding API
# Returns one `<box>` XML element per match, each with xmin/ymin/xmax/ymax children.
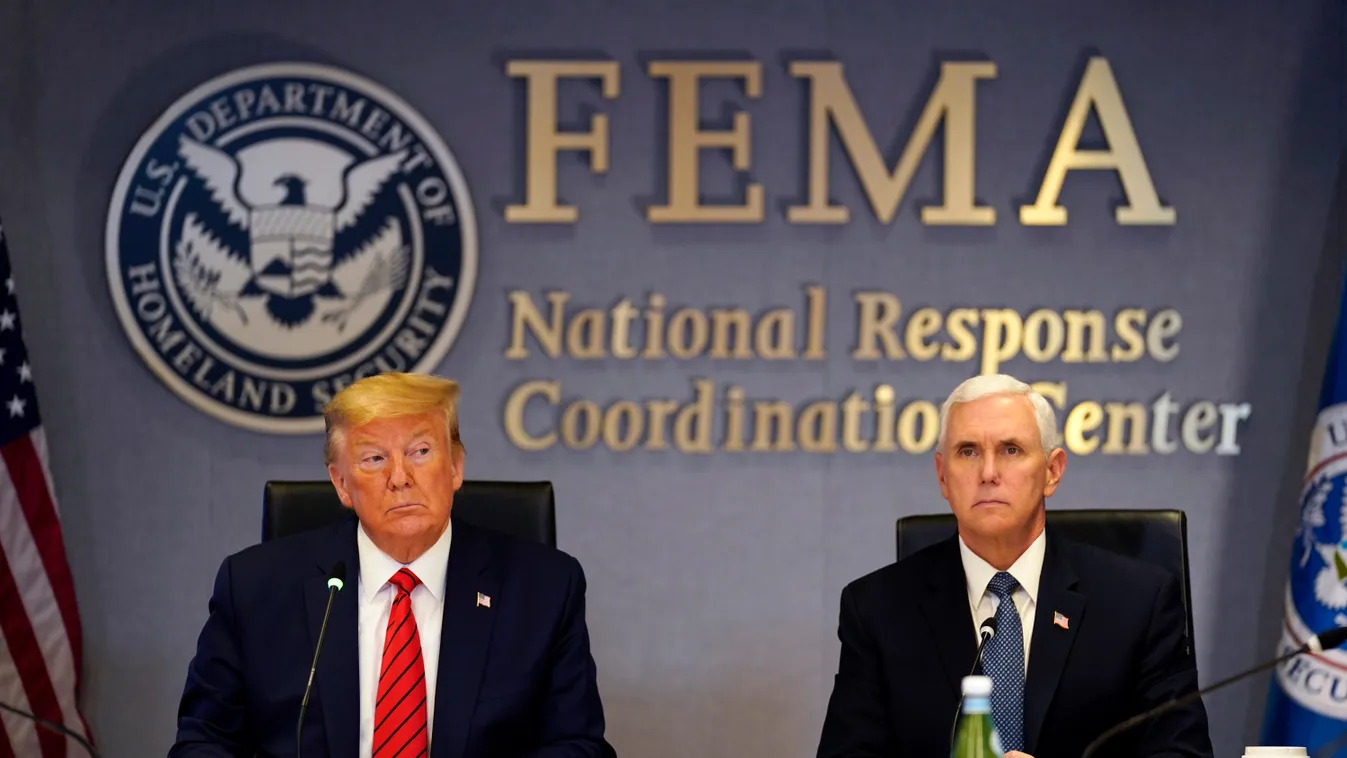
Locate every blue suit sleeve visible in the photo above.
<box><xmin>167</xmin><ymin>556</ymin><xmax>253</xmax><ymax>757</ymax></box>
<box><xmin>525</xmin><ymin>555</ymin><xmax>617</xmax><ymax>758</ymax></box>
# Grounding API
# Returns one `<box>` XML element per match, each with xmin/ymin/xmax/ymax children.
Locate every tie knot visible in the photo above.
<box><xmin>988</xmin><ymin>571</ymin><xmax>1019</xmax><ymax>598</ymax></box>
<box><xmin>389</xmin><ymin>568</ymin><xmax>421</xmax><ymax>595</ymax></box>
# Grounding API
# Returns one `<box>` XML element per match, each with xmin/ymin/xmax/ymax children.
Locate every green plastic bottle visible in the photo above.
<box><xmin>952</xmin><ymin>675</ymin><xmax>1005</xmax><ymax>758</ymax></box>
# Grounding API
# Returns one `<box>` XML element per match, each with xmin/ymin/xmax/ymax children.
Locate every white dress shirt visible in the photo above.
<box><xmin>356</xmin><ymin>521</ymin><xmax>452</xmax><ymax>758</ymax></box>
<box><xmin>958</xmin><ymin>529</ymin><xmax>1046</xmax><ymax>672</ymax></box>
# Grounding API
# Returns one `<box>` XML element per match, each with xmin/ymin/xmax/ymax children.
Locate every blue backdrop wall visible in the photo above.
<box><xmin>0</xmin><ymin>0</ymin><xmax>1344</xmax><ymax>756</ymax></box>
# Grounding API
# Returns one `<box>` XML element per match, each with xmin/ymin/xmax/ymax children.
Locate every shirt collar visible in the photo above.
<box><xmin>356</xmin><ymin>519</ymin><xmax>453</xmax><ymax>603</ymax></box>
<box><xmin>958</xmin><ymin>526</ymin><xmax>1046</xmax><ymax>604</ymax></box>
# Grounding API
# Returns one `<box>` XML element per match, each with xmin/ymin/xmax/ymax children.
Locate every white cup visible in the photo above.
<box><xmin>1243</xmin><ymin>747</ymin><xmax>1308</xmax><ymax>758</ymax></box>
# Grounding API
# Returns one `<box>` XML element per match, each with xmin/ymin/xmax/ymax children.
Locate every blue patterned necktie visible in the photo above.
<box><xmin>983</xmin><ymin>571</ymin><xmax>1025</xmax><ymax>752</ymax></box>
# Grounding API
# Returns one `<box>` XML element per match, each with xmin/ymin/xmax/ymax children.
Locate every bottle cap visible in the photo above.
<box><xmin>962</xmin><ymin>675</ymin><xmax>993</xmax><ymax>696</ymax></box>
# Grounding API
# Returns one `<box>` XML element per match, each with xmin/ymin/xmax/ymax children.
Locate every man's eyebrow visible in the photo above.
<box><xmin>950</xmin><ymin>437</ymin><xmax>1031</xmax><ymax>447</ymax></box>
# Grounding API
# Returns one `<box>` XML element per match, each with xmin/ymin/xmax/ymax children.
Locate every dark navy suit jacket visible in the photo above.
<box><xmin>169</xmin><ymin>516</ymin><xmax>616</xmax><ymax>758</ymax></box>
<box><xmin>816</xmin><ymin>528</ymin><xmax>1213</xmax><ymax>758</ymax></box>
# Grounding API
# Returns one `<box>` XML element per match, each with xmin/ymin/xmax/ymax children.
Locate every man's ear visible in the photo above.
<box><xmin>450</xmin><ymin>444</ymin><xmax>464</xmax><ymax>492</ymax></box>
<box><xmin>934</xmin><ymin>451</ymin><xmax>951</xmax><ymax>501</ymax></box>
<box><xmin>327</xmin><ymin>463</ymin><xmax>354</xmax><ymax>510</ymax></box>
<box><xmin>1043</xmin><ymin>447</ymin><xmax>1067</xmax><ymax>498</ymax></box>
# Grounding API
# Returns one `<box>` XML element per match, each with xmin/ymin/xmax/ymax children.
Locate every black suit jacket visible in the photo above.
<box><xmin>817</xmin><ymin>528</ymin><xmax>1212</xmax><ymax>758</ymax></box>
<box><xmin>170</xmin><ymin>516</ymin><xmax>616</xmax><ymax>758</ymax></box>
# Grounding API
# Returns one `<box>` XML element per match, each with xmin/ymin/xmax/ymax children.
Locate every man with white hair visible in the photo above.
<box><xmin>816</xmin><ymin>374</ymin><xmax>1213</xmax><ymax>758</ymax></box>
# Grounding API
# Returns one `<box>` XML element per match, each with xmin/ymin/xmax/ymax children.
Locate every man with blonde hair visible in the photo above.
<box><xmin>171</xmin><ymin>372</ymin><xmax>616</xmax><ymax>758</ymax></box>
<box><xmin>817</xmin><ymin>373</ymin><xmax>1212</xmax><ymax>758</ymax></box>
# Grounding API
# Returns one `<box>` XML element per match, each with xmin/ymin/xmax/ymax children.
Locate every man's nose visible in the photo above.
<box><xmin>979</xmin><ymin>454</ymin><xmax>1000</xmax><ymax>483</ymax></box>
<box><xmin>387</xmin><ymin>456</ymin><xmax>413</xmax><ymax>488</ymax></box>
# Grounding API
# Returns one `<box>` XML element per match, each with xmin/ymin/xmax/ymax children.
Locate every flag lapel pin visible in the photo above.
<box><xmin>477</xmin><ymin>592</ymin><xmax>491</xmax><ymax>608</ymax></box>
<box><xmin>1053</xmin><ymin>611</ymin><xmax>1069</xmax><ymax>629</ymax></box>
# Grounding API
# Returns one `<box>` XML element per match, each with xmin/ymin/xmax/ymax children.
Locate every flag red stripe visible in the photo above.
<box><xmin>2</xmin><ymin>436</ymin><xmax>83</xmax><ymax>680</ymax></box>
<box><xmin>2</xmin><ymin>433</ymin><xmax>91</xmax><ymax>748</ymax></box>
<box><xmin>0</xmin><ymin>708</ymin><xmax>19</xmax><ymax>758</ymax></box>
<box><xmin>0</xmin><ymin>533</ymin><xmax>65</xmax><ymax>758</ymax></box>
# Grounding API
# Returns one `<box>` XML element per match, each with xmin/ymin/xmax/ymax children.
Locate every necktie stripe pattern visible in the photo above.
<box><xmin>384</xmin><ymin>614</ymin><xmax>413</xmax><ymax>657</ymax></box>
<box><xmin>983</xmin><ymin>571</ymin><xmax>1025</xmax><ymax>752</ymax></box>
<box><xmin>381</xmin><ymin>629</ymin><xmax>416</xmax><ymax>678</ymax></box>
<box><xmin>374</xmin><ymin>568</ymin><xmax>428</xmax><ymax>758</ymax></box>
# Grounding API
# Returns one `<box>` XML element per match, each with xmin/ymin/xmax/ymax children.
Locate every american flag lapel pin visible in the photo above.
<box><xmin>1053</xmin><ymin>611</ymin><xmax>1069</xmax><ymax>629</ymax></box>
<box><xmin>477</xmin><ymin>592</ymin><xmax>491</xmax><ymax>608</ymax></box>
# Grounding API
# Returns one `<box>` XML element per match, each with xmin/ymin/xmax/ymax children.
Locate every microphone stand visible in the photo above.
<box><xmin>1082</xmin><ymin>646</ymin><xmax>1314</xmax><ymax>758</ymax></box>
<box><xmin>297</xmin><ymin>562</ymin><xmax>345</xmax><ymax>758</ymax></box>
<box><xmin>0</xmin><ymin>700</ymin><xmax>100</xmax><ymax>757</ymax></box>
<box><xmin>950</xmin><ymin>620</ymin><xmax>998</xmax><ymax>753</ymax></box>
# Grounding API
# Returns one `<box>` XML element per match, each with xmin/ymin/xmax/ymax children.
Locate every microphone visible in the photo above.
<box><xmin>0</xmin><ymin>701</ymin><xmax>99</xmax><ymax>757</ymax></box>
<box><xmin>1081</xmin><ymin>626</ymin><xmax>1347</xmax><ymax>758</ymax></box>
<box><xmin>297</xmin><ymin>561</ymin><xmax>345</xmax><ymax>758</ymax></box>
<box><xmin>950</xmin><ymin>617</ymin><xmax>1000</xmax><ymax>752</ymax></box>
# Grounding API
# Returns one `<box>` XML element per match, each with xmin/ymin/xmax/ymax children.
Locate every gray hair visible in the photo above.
<box><xmin>937</xmin><ymin>374</ymin><xmax>1061</xmax><ymax>453</ymax></box>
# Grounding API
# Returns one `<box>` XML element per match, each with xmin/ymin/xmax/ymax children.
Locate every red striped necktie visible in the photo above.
<box><xmin>373</xmin><ymin>567</ymin><xmax>428</xmax><ymax>758</ymax></box>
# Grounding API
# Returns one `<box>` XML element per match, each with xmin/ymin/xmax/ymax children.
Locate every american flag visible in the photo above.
<box><xmin>0</xmin><ymin>220</ymin><xmax>93</xmax><ymax>756</ymax></box>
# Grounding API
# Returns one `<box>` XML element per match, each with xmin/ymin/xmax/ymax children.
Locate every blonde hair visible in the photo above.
<box><xmin>323</xmin><ymin>372</ymin><xmax>463</xmax><ymax>464</ymax></box>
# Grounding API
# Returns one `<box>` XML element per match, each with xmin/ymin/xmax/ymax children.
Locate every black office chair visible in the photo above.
<box><xmin>895</xmin><ymin>509</ymin><xmax>1196</xmax><ymax>650</ymax></box>
<box><xmin>262</xmin><ymin>479</ymin><xmax>557</xmax><ymax>547</ymax></box>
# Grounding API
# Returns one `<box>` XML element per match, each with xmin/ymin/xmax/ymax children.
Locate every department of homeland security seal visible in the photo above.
<box><xmin>1273</xmin><ymin>402</ymin><xmax>1347</xmax><ymax>718</ymax></box>
<box><xmin>105</xmin><ymin>62</ymin><xmax>476</xmax><ymax>434</ymax></box>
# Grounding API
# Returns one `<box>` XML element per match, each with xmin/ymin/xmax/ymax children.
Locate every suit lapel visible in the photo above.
<box><xmin>1024</xmin><ymin>532</ymin><xmax>1085</xmax><ymax>752</ymax></box>
<box><xmin>431</xmin><ymin>520</ymin><xmax>499</xmax><ymax>758</ymax></box>
<box><xmin>307</xmin><ymin>520</ymin><xmax>360</xmax><ymax>758</ymax></box>
<box><xmin>918</xmin><ymin>537</ymin><xmax>978</xmax><ymax>699</ymax></box>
